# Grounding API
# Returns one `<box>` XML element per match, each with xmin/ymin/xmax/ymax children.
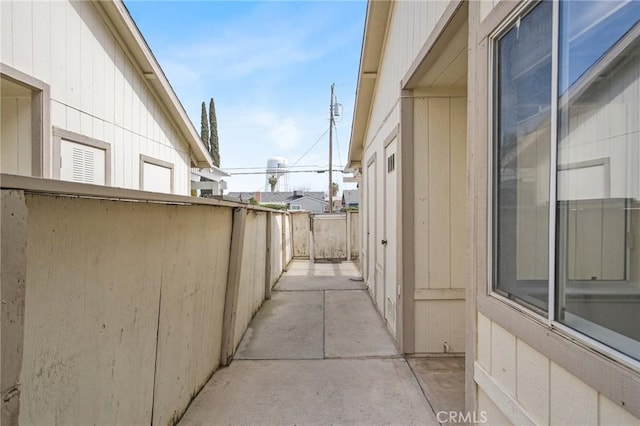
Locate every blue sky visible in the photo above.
<box><xmin>124</xmin><ymin>1</ymin><xmax>366</xmax><ymax>194</ymax></box>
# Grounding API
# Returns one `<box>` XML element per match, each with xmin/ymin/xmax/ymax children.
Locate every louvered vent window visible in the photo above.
<box><xmin>387</xmin><ymin>153</ymin><xmax>395</xmax><ymax>173</ymax></box>
<box><xmin>60</xmin><ymin>139</ymin><xmax>105</xmax><ymax>185</ymax></box>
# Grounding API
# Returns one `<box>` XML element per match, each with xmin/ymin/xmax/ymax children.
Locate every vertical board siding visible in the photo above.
<box><xmin>367</xmin><ymin>1</ymin><xmax>448</xmax><ymax>146</ymax></box>
<box><xmin>11</xmin><ymin>1</ymin><xmax>32</xmax><ymax>75</ymax></box>
<box><xmin>1</xmin><ymin>1</ymin><xmax>194</xmax><ymax>194</ymax></box>
<box><xmin>413</xmin><ymin>96</ymin><xmax>467</xmax><ymax>291</ymax></box>
<box><xmin>450</xmin><ymin>97</ymin><xmax>467</xmax><ymax>289</ymax></box>
<box><xmin>428</xmin><ymin>98</ymin><xmax>451</xmax><ymax>289</ymax></box>
<box><xmin>1</xmin><ymin>1</ymin><xmax>14</xmax><ymax>64</ymax></box>
<box><xmin>1</xmin><ymin>97</ymin><xmax>32</xmax><ymax>175</ymax></box>
<box><xmin>413</xmin><ymin>99</ymin><xmax>430</xmax><ymax>288</ymax></box>
<box><xmin>291</xmin><ymin>213</ymin><xmax>310</xmax><ymax>258</ymax></box>
<box><xmin>476</xmin><ymin>317</ymin><xmax>640</xmax><ymax>425</ymax></box>
<box><xmin>414</xmin><ymin>299</ymin><xmax>465</xmax><ymax>353</ymax></box>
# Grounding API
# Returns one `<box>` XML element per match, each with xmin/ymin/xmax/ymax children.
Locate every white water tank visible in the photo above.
<box><xmin>266</xmin><ymin>157</ymin><xmax>288</xmax><ymax>176</ymax></box>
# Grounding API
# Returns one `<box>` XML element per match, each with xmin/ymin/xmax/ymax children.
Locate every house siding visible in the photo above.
<box><xmin>359</xmin><ymin>0</ymin><xmax>467</xmax><ymax>352</ymax></box>
<box><xmin>1</xmin><ymin>1</ymin><xmax>192</xmax><ymax>194</ymax></box>
<box><xmin>468</xmin><ymin>1</ymin><xmax>640</xmax><ymax>423</ymax></box>
<box><xmin>476</xmin><ymin>313</ymin><xmax>640</xmax><ymax>425</ymax></box>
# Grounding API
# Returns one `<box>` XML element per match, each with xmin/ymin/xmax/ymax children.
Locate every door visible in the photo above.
<box><xmin>384</xmin><ymin>139</ymin><xmax>398</xmax><ymax>335</ymax></box>
<box><xmin>366</xmin><ymin>159</ymin><xmax>378</xmax><ymax>303</ymax></box>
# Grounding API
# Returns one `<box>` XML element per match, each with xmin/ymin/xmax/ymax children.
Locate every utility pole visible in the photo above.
<box><xmin>328</xmin><ymin>83</ymin><xmax>334</xmax><ymax>214</ymax></box>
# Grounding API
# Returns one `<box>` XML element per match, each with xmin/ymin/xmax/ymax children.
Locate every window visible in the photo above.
<box><xmin>140</xmin><ymin>155</ymin><xmax>173</xmax><ymax>194</ymax></box>
<box><xmin>54</xmin><ymin>127</ymin><xmax>111</xmax><ymax>185</ymax></box>
<box><xmin>493</xmin><ymin>1</ymin><xmax>552</xmax><ymax>313</ymax></box>
<box><xmin>290</xmin><ymin>205</ymin><xmax>302</xmax><ymax>211</ymax></box>
<box><xmin>493</xmin><ymin>1</ymin><xmax>640</xmax><ymax>360</ymax></box>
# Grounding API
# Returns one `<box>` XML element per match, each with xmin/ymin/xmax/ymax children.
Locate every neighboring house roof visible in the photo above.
<box><xmin>288</xmin><ymin>195</ymin><xmax>328</xmax><ymax>205</ymax></box>
<box><xmin>346</xmin><ymin>0</ymin><xmax>392</xmax><ymax>170</ymax></box>
<box><xmin>226</xmin><ymin>191</ymin><xmax>326</xmax><ymax>204</ymax></box>
<box><xmin>342</xmin><ymin>189</ymin><xmax>359</xmax><ymax>205</ymax></box>
<box><xmin>100</xmin><ymin>1</ymin><xmax>213</xmax><ymax>168</ymax></box>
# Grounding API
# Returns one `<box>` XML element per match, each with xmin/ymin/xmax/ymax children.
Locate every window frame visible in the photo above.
<box><xmin>53</xmin><ymin>126</ymin><xmax>112</xmax><ymax>185</ymax></box>
<box><xmin>0</xmin><ymin>63</ymin><xmax>51</xmax><ymax>178</ymax></box>
<box><xmin>139</xmin><ymin>154</ymin><xmax>174</xmax><ymax>194</ymax></box>
<box><xmin>484</xmin><ymin>0</ymin><xmax>640</xmax><ymax>382</ymax></box>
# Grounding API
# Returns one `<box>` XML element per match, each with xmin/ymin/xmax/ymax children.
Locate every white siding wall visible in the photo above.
<box><xmin>360</xmin><ymin>0</ymin><xmax>456</xmax><ymax>343</ymax></box>
<box><xmin>1</xmin><ymin>1</ymin><xmax>192</xmax><ymax>194</ymax></box>
<box><xmin>366</xmin><ymin>0</ymin><xmax>450</xmax><ymax>148</ymax></box>
<box><xmin>476</xmin><ymin>312</ymin><xmax>640</xmax><ymax>425</ymax></box>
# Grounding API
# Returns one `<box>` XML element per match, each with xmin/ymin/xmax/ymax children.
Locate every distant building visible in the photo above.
<box><xmin>226</xmin><ymin>190</ymin><xmax>326</xmax><ymax>212</ymax></box>
<box><xmin>342</xmin><ymin>189</ymin><xmax>359</xmax><ymax>209</ymax></box>
<box><xmin>288</xmin><ymin>195</ymin><xmax>328</xmax><ymax>214</ymax></box>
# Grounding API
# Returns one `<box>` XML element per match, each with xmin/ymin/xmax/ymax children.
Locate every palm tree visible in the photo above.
<box><xmin>268</xmin><ymin>175</ymin><xmax>278</xmax><ymax>192</ymax></box>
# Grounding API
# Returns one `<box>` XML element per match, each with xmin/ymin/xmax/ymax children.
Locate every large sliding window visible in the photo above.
<box><xmin>494</xmin><ymin>1</ymin><xmax>552</xmax><ymax>313</ymax></box>
<box><xmin>493</xmin><ymin>0</ymin><xmax>640</xmax><ymax>361</ymax></box>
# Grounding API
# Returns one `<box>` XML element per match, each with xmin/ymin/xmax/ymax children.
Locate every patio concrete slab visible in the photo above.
<box><xmin>274</xmin><ymin>275</ymin><xmax>366</xmax><ymax>291</ymax></box>
<box><xmin>234</xmin><ymin>291</ymin><xmax>324</xmax><ymax>360</ymax></box>
<box><xmin>284</xmin><ymin>260</ymin><xmax>361</xmax><ymax>277</ymax></box>
<box><xmin>179</xmin><ymin>359</ymin><xmax>439</xmax><ymax>426</ymax></box>
<box><xmin>325</xmin><ymin>290</ymin><xmax>399</xmax><ymax>358</ymax></box>
<box><xmin>407</xmin><ymin>357</ymin><xmax>465</xmax><ymax>414</ymax></box>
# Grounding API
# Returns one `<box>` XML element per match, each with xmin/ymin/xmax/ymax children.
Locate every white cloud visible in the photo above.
<box><xmin>254</xmin><ymin>111</ymin><xmax>301</xmax><ymax>151</ymax></box>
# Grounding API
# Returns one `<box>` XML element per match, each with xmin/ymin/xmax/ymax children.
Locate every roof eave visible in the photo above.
<box><xmin>347</xmin><ymin>0</ymin><xmax>392</xmax><ymax>170</ymax></box>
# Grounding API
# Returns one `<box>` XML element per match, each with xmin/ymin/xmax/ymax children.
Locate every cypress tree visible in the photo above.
<box><xmin>201</xmin><ymin>101</ymin><xmax>210</xmax><ymax>152</ymax></box>
<box><xmin>209</xmin><ymin>98</ymin><xmax>220</xmax><ymax>167</ymax></box>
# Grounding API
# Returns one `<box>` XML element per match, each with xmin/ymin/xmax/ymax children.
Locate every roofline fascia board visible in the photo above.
<box><xmin>96</xmin><ymin>1</ymin><xmax>213</xmax><ymax>168</ymax></box>
<box><xmin>346</xmin><ymin>0</ymin><xmax>392</xmax><ymax>169</ymax></box>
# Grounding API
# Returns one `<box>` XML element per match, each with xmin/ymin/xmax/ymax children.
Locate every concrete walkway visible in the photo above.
<box><xmin>179</xmin><ymin>260</ymin><xmax>463</xmax><ymax>426</ymax></box>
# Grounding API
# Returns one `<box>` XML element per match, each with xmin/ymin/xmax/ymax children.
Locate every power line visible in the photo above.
<box><xmin>222</xmin><ymin>164</ymin><xmax>325</xmax><ymax>171</ymax></box>
<box><xmin>334</xmin><ymin>121</ymin><xmax>342</xmax><ymax>169</ymax></box>
<box><xmin>229</xmin><ymin>169</ymin><xmax>346</xmax><ymax>176</ymax></box>
<box><xmin>290</xmin><ymin>128</ymin><xmax>330</xmax><ymax>168</ymax></box>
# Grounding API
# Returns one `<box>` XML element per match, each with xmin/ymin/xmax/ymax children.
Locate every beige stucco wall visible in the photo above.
<box><xmin>18</xmin><ymin>193</ymin><xmax>233</xmax><ymax>425</ymax></box>
<box><xmin>1</xmin><ymin>0</ymin><xmax>193</xmax><ymax>193</ymax></box>
<box><xmin>1</xmin><ymin>184</ymin><xmax>291</xmax><ymax>426</ymax></box>
<box><xmin>233</xmin><ymin>211</ymin><xmax>267</xmax><ymax>351</ymax></box>
<box><xmin>476</xmin><ymin>313</ymin><xmax>640</xmax><ymax>425</ymax></box>
<box><xmin>150</xmin><ymin>205</ymin><xmax>232</xmax><ymax>425</ymax></box>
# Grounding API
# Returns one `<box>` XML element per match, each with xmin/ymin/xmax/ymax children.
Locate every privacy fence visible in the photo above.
<box><xmin>1</xmin><ymin>175</ymin><xmax>292</xmax><ymax>426</ymax></box>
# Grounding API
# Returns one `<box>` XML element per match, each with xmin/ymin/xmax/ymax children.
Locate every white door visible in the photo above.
<box><xmin>366</xmin><ymin>160</ymin><xmax>378</xmax><ymax>302</ymax></box>
<box><xmin>384</xmin><ymin>140</ymin><xmax>398</xmax><ymax>335</ymax></box>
